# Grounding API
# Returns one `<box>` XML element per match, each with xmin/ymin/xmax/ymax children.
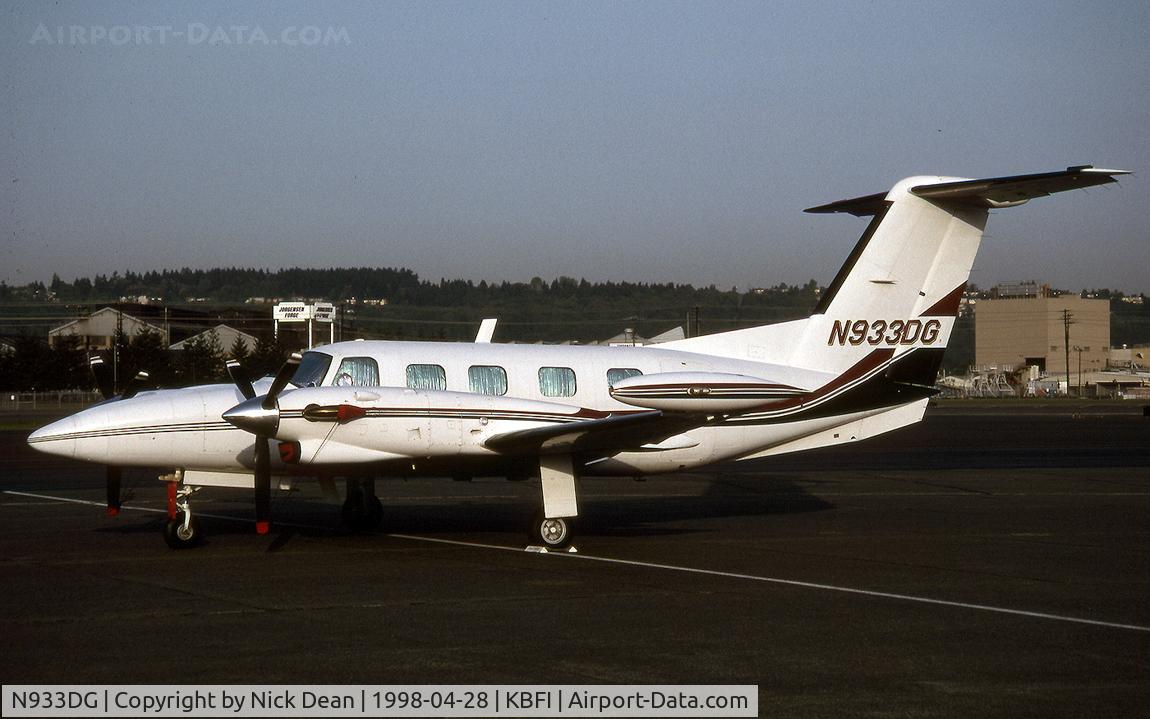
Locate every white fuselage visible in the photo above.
<box><xmin>28</xmin><ymin>338</ymin><xmax>917</xmax><ymax>480</ymax></box>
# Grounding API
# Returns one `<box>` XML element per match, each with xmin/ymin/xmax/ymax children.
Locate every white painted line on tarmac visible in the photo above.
<box><xmin>9</xmin><ymin>489</ymin><xmax>1149</xmax><ymax>634</ymax></box>
<box><xmin>1</xmin><ymin>490</ymin><xmax>335</xmax><ymax>532</ymax></box>
<box><xmin>389</xmin><ymin>533</ymin><xmax>1150</xmax><ymax>634</ymax></box>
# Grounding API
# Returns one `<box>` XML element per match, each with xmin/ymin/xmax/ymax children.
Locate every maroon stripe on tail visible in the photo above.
<box><xmin>920</xmin><ymin>283</ymin><xmax>966</xmax><ymax>317</ymax></box>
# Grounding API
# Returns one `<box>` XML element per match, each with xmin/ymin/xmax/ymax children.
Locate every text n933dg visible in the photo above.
<box><xmin>827</xmin><ymin>319</ymin><xmax>943</xmax><ymax>346</ymax></box>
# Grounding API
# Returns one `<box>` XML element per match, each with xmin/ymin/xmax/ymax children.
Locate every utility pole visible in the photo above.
<box><xmin>114</xmin><ymin>306</ymin><xmax>123</xmax><ymax>394</ymax></box>
<box><xmin>1062</xmin><ymin>309</ymin><xmax>1073</xmax><ymax>396</ymax></box>
<box><xmin>1073</xmin><ymin>346</ymin><xmax>1084</xmax><ymax>396</ymax></box>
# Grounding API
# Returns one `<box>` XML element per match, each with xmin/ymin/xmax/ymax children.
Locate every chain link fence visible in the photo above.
<box><xmin>0</xmin><ymin>390</ymin><xmax>103</xmax><ymax>412</ymax></box>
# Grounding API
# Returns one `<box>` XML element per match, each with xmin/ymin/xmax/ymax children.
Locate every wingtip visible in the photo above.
<box><xmin>1070</xmin><ymin>165</ymin><xmax>1131</xmax><ymax>176</ymax></box>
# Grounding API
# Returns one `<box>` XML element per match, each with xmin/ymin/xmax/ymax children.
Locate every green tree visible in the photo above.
<box><xmin>176</xmin><ymin>330</ymin><xmax>224</xmax><ymax>386</ymax></box>
<box><xmin>227</xmin><ymin>333</ymin><xmax>250</xmax><ymax>363</ymax></box>
<box><xmin>247</xmin><ymin>335</ymin><xmax>288</xmax><ymax>380</ymax></box>
<box><xmin>122</xmin><ymin>328</ymin><xmax>172</xmax><ymax>388</ymax></box>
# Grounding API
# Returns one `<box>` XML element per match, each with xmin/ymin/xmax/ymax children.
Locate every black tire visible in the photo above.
<box><xmin>365</xmin><ymin>495</ymin><xmax>384</xmax><ymax>528</ymax></box>
<box><xmin>341</xmin><ymin>486</ymin><xmax>382</xmax><ymax>531</ymax></box>
<box><xmin>530</xmin><ymin>511</ymin><xmax>574</xmax><ymax>549</ymax></box>
<box><xmin>163</xmin><ymin>516</ymin><xmax>200</xmax><ymax>549</ymax></box>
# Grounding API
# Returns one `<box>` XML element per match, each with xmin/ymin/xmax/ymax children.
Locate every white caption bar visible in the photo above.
<box><xmin>2</xmin><ymin>685</ymin><xmax>757</xmax><ymax>718</ymax></box>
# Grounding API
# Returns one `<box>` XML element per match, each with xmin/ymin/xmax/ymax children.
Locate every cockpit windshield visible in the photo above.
<box><xmin>291</xmin><ymin>351</ymin><xmax>333</xmax><ymax>387</ymax></box>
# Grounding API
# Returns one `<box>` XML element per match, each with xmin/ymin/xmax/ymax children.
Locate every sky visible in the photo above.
<box><xmin>2</xmin><ymin>0</ymin><xmax>1148</xmax><ymax>294</ymax></box>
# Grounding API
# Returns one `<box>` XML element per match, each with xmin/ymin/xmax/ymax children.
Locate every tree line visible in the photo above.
<box><xmin>2</xmin><ymin>267</ymin><xmax>1146</xmax><ymax>391</ymax></box>
<box><xmin>1</xmin><ymin>267</ymin><xmax>823</xmax><ymax>310</ymax></box>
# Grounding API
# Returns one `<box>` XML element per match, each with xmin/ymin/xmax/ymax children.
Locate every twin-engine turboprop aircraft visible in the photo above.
<box><xmin>28</xmin><ymin>166</ymin><xmax>1129</xmax><ymax>548</ymax></box>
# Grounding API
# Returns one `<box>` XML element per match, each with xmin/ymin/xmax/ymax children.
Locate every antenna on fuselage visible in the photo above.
<box><xmin>475</xmin><ymin>318</ymin><xmax>498</xmax><ymax>343</ymax></box>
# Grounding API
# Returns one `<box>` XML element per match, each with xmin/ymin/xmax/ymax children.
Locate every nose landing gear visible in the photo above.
<box><xmin>163</xmin><ymin>480</ymin><xmax>201</xmax><ymax>549</ymax></box>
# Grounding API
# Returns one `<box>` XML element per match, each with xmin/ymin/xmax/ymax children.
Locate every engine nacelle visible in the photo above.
<box><xmin>609</xmin><ymin>371</ymin><xmax>805</xmax><ymax>413</ymax></box>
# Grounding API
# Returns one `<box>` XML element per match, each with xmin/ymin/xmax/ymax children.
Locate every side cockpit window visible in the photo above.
<box><xmin>333</xmin><ymin>357</ymin><xmax>380</xmax><ymax>387</ymax></box>
<box><xmin>291</xmin><ymin>352</ymin><xmax>333</xmax><ymax>387</ymax></box>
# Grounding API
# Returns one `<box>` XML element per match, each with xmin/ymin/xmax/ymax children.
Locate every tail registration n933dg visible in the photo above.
<box><xmin>827</xmin><ymin>319</ymin><xmax>943</xmax><ymax>347</ymax></box>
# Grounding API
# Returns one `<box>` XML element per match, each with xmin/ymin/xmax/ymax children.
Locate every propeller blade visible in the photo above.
<box><xmin>225</xmin><ymin>359</ymin><xmax>256</xmax><ymax>400</ymax></box>
<box><xmin>120</xmin><ymin>371</ymin><xmax>150</xmax><ymax>400</ymax></box>
<box><xmin>106</xmin><ymin>466</ymin><xmax>122</xmax><ymax>517</ymax></box>
<box><xmin>89</xmin><ymin>356</ymin><xmax>114</xmax><ymax>400</ymax></box>
<box><xmin>254</xmin><ymin>436</ymin><xmax>271</xmax><ymax>535</ymax></box>
<box><xmin>262</xmin><ymin>353</ymin><xmax>302</xmax><ymax>410</ymax></box>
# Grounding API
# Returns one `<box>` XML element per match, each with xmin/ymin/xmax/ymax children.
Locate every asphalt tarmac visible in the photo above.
<box><xmin>2</xmin><ymin>402</ymin><xmax>1148</xmax><ymax>717</ymax></box>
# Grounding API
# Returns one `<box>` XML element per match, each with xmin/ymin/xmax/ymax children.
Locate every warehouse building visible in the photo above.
<box><xmin>48</xmin><ymin>307</ymin><xmax>168</xmax><ymax>350</ymax></box>
<box><xmin>974</xmin><ymin>283</ymin><xmax>1109</xmax><ymax>391</ymax></box>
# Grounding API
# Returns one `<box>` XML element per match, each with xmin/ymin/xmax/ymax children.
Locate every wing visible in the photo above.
<box><xmin>482</xmin><ymin>410</ymin><xmax>706</xmax><ymax>456</ymax></box>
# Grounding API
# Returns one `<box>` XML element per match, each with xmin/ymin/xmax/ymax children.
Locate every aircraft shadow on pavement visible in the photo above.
<box><xmin>91</xmin><ymin>471</ymin><xmax>834</xmax><ymax>547</ymax></box>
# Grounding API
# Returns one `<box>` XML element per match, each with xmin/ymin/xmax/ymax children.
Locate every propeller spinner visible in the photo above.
<box><xmin>223</xmin><ymin>353</ymin><xmax>301</xmax><ymax>535</ymax></box>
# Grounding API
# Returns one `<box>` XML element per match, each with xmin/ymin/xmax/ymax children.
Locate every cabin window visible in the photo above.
<box><xmin>332</xmin><ymin>357</ymin><xmax>379</xmax><ymax>387</ymax></box>
<box><xmin>406</xmin><ymin>364</ymin><xmax>446</xmax><ymax>391</ymax></box>
<box><xmin>607</xmin><ymin>368</ymin><xmax>643</xmax><ymax>387</ymax></box>
<box><xmin>539</xmin><ymin>367</ymin><xmax>577</xmax><ymax>397</ymax></box>
<box><xmin>291</xmin><ymin>351</ymin><xmax>333</xmax><ymax>387</ymax></box>
<box><xmin>468</xmin><ymin>365</ymin><xmax>508</xmax><ymax>395</ymax></box>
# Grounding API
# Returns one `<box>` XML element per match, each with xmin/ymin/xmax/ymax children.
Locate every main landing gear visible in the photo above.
<box><xmin>530</xmin><ymin>455</ymin><xmax>579</xmax><ymax>550</ymax></box>
<box><xmin>529</xmin><ymin>511</ymin><xmax>575</xmax><ymax>550</ymax></box>
<box><xmin>341</xmin><ymin>478</ymin><xmax>383</xmax><ymax>531</ymax></box>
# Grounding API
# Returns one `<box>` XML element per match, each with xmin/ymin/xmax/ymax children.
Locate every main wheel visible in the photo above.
<box><xmin>341</xmin><ymin>486</ymin><xmax>383</xmax><ymax>531</ymax></box>
<box><xmin>163</xmin><ymin>515</ymin><xmax>200</xmax><ymax>549</ymax></box>
<box><xmin>365</xmin><ymin>495</ymin><xmax>383</xmax><ymax>528</ymax></box>
<box><xmin>530</xmin><ymin>511</ymin><xmax>574</xmax><ymax>549</ymax></box>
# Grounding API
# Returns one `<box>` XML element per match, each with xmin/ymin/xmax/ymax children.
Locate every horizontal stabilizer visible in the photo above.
<box><xmin>909</xmin><ymin>166</ymin><xmax>1130</xmax><ymax>208</ymax></box>
<box><xmin>806</xmin><ymin>165</ymin><xmax>1129</xmax><ymax>215</ymax></box>
<box><xmin>804</xmin><ymin>192</ymin><xmax>890</xmax><ymax>217</ymax></box>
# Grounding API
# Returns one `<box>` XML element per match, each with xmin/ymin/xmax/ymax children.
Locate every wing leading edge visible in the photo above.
<box><xmin>483</xmin><ymin>410</ymin><xmax>706</xmax><ymax>456</ymax></box>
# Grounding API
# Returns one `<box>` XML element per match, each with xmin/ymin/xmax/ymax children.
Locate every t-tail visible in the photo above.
<box><xmin>664</xmin><ymin>165</ymin><xmax>1129</xmax><ymax>386</ymax></box>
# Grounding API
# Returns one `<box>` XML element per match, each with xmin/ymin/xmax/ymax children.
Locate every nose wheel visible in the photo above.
<box><xmin>163</xmin><ymin>482</ymin><xmax>202</xmax><ymax>549</ymax></box>
<box><xmin>163</xmin><ymin>514</ymin><xmax>200</xmax><ymax>549</ymax></box>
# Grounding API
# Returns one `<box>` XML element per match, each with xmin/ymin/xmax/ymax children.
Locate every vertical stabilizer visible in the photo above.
<box><xmin>793</xmin><ymin>175</ymin><xmax>987</xmax><ymax>376</ymax></box>
<box><xmin>662</xmin><ymin>166</ymin><xmax>1128</xmax><ymax>383</ymax></box>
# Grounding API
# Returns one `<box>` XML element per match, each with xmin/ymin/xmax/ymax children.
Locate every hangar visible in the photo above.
<box><xmin>973</xmin><ymin>282</ymin><xmax>1150</xmax><ymax>396</ymax></box>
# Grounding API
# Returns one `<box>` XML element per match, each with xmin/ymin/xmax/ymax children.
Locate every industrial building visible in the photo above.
<box><xmin>46</xmin><ymin>306</ymin><xmax>268</xmax><ymax>352</ymax></box>
<box><xmin>972</xmin><ymin>282</ymin><xmax>1150</xmax><ymax>396</ymax></box>
<box><xmin>975</xmin><ymin>289</ymin><xmax>1109</xmax><ymax>385</ymax></box>
<box><xmin>48</xmin><ymin>307</ymin><xmax>169</xmax><ymax>349</ymax></box>
<box><xmin>169</xmin><ymin>324</ymin><xmax>258</xmax><ymax>354</ymax></box>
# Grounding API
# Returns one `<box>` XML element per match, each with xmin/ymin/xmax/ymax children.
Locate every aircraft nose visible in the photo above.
<box><xmin>27</xmin><ymin>416</ymin><xmax>78</xmax><ymax>458</ymax></box>
<box><xmin>222</xmin><ymin>396</ymin><xmax>280</xmax><ymax>437</ymax></box>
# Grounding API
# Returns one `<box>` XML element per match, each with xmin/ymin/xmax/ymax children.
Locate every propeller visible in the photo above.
<box><xmin>120</xmin><ymin>371</ymin><xmax>151</xmax><ymax>400</ymax></box>
<box><xmin>225</xmin><ymin>359</ymin><xmax>256</xmax><ymax>400</ymax></box>
<box><xmin>105</xmin><ymin>466</ymin><xmax>122</xmax><ymax>518</ymax></box>
<box><xmin>90</xmin><ymin>357</ymin><xmax>151</xmax><ymax>400</ymax></box>
<box><xmin>224</xmin><ymin>354</ymin><xmax>302</xmax><ymax>535</ymax></box>
<box><xmin>89</xmin><ymin>356</ymin><xmax>114</xmax><ymax>400</ymax></box>
<box><xmin>89</xmin><ymin>355</ymin><xmax>136</xmax><ymax>516</ymax></box>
